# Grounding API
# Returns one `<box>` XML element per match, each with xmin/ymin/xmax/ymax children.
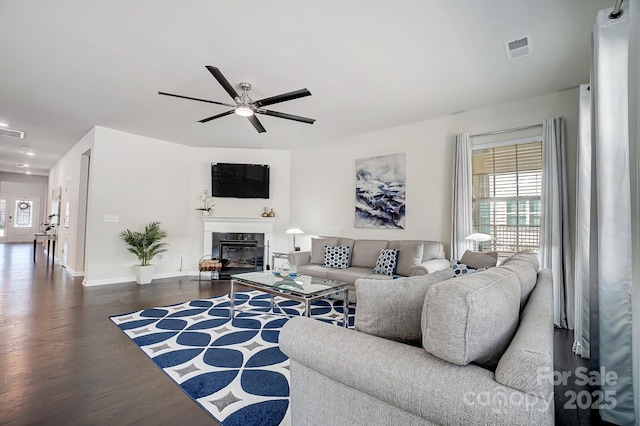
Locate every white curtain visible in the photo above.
<box><xmin>582</xmin><ymin>4</ymin><xmax>635</xmax><ymax>424</ymax></box>
<box><xmin>539</xmin><ymin>117</ymin><xmax>574</xmax><ymax>329</ymax></box>
<box><xmin>573</xmin><ymin>84</ymin><xmax>591</xmax><ymax>359</ymax></box>
<box><xmin>450</xmin><ymin>133</ymin><xmax>473</xmax><ymax>260</ymax></box>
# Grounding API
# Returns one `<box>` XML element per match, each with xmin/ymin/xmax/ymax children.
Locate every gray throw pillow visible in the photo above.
<box><xmin>310</xmin><ymin>237</ymin><xmax>338</xmax><ymax>264</ymax></box>
<box><xmin>355</xmin><ymin>268</ymin><xmax>454</xmax><ymax>346</ymax></box>
<box><xmin>460</xmin><ymin>250</ymin><xmax>498</xmax><ymax>269</ymax></box>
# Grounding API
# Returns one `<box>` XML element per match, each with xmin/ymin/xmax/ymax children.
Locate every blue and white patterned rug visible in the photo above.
<box><xmin>110</xmin><ymin>291</ymin><xmax>355</xmax><ymax>426</ymax></box>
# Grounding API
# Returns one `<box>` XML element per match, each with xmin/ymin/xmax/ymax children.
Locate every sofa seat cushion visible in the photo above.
<box><xmin>421</xmin><ymin>268</ymin><xmax>521</xmax><ymax>370</ymax></box>
<box><xmin>355</xmin><ymin>268</ymin><xmax>455</xmax><ymax>345</ymax></box>
<box><xmin>325</xmin><ymin>267</ymin><xmax>374</xmax><ymax>285</ymax></box>
<box><xmin>310</xmin><ymin>237</ymin><xmax>339</xmax><ymax>264</ymax></box>
<box><xmin>351</xmin><ymin>240</ymin><xmax>388</xmax><ymax>268</ymax></box>
<box><xmin>387</xmin><ymin>241</ymin><xmax>424</xmax><ymax>276</ymax></box>
<box><xmin>297</xmin><ymin>264</ymin><xmax>330</xmax><ymax>279</ymax></box>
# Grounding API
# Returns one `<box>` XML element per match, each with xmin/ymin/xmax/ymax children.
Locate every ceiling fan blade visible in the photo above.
<box><xmin>256</xmin><ymin>109</ymin><xmax>316</xmax><ymax>124</ymax></box>
<box><xmin>247</xmin><ymin>115</ymin><xmax>266</xmax><ymax>133</ymax></box>
<box><xmin>253</xmin><ymin>89</ymin><xmax>311</xmax><ymax>108</ymax></box>
<box><xmin>158</xmin><ymin>91</ymin><xmax>235</xmax><ymax>107</ymax></box>
<box><xmin>206</xmin><ymin>66</ymin><xmax>240</xmax><ymax>101</ymax></box>
<box><xmin>199</xmin><ymin>110</ymin><xmax>235</xmax><ymax>123</ymax></box>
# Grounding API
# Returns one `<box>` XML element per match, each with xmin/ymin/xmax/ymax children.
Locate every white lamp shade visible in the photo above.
<box><xmin>285</xmin><ymin>228</ymin><xmax>304</xmax><ymax>234</ymax></box>
<box><xmin>465</xmin><ymin>233</ymin><xmax>493</xmax><ymax>242</ymax></box>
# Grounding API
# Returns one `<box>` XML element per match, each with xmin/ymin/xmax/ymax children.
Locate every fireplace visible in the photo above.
<box><xmin>200</xmin><ymin>216</ymin><xmax>275</xmax><ymax>278</ymax></box>
<box><xmin>212</xmin><ymin>232</ymin><xmax>265</xmax><ymax>278</ymax></box>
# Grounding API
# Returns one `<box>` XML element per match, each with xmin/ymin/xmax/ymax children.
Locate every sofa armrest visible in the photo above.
<box><xmin>288</xmin><ymin>251</ymin><xmax>311</xmax><ymax>266</ymax></box>
<box><xmin>280</xmin><ymin>317</ymin><xmax>551</xmax><ymax>425</ymax></box>
<box><xmin>412</xmin><ymin>258</ymin><xmax>451</xmax><ymax>275</ymax></box>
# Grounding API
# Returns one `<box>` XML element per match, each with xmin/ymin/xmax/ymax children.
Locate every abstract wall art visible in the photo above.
<box><xmin>355</xmin><ymin>153</ymin><xmax>406</xmax><ymax>229</ymax></box>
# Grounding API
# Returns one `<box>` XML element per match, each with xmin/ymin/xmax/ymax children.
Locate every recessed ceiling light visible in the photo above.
<box><xmin>0</xmin><ymin>122</ymin><xmax>8</xmax><ymax>127</ymax></box>
<box><xmin>25</xmin><ymin>171</ymin><xmax>32</xmax><ymax>175</ymax></box>
<box><xmin>16</xmin><ymin>163</ymin><xmax>29</xmax><ymax>168</ymax></box>
<box><xmin>20</xmin><ymin>146</ymin><xmax>35</xmax><ymax>156</ymax></box>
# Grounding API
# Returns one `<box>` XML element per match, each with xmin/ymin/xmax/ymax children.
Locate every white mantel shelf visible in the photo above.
<box><xmin>201</xmin><ymin>216</ymin><xmax>276</xmax><ymax>256</ymax></box>
<box><xmin>200</xmin><ymin>216</ymin><xmax>276</xmax><ymax>224</ymax></box>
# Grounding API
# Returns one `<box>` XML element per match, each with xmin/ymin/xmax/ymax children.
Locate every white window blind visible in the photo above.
<box><xmin>472</xmin><ymin>140</ymin><xmax>542</xmax><ymax>253</ymax></box>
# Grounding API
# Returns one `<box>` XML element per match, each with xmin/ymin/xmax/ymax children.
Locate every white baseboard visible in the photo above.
<box><xmin>82</xmin><ymin>271</ymin><xmax>199</xmax><ymax>287</ymax></box>
<box><xmin>63</xmin><ymin>266</ymin><xmax>84</xmax><ymax>277</ymax></box>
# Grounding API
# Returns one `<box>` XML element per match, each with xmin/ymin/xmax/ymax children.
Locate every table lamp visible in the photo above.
<box><xmin>465</xmin><ymin>233</ymin><xmax>493</xmax><ymax>252</ymax></box>
<box><xmin>285</xmin><ymin>227</ymin><xmax>304</xmax><ymax>251</ymax></box>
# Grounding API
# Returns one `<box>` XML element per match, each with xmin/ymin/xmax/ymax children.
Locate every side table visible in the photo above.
<box><xmin>33</xmin><ymin>233</ymin><xmax>57</xmax><ymax>265</ymax></box>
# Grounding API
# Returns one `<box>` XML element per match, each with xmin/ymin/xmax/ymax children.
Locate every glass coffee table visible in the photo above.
<box><xmin>230</xmin><ymin>271</ymin><xmax>349</xmax><ymax>327</ymax></box>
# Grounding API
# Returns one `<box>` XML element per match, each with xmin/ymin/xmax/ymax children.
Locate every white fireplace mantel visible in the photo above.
<box><xmin>201</xmin><ymin>216</ymin><xmax>276</xmax><ymax>255</ymax></box>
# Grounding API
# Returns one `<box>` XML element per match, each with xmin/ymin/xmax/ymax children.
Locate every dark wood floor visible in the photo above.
<box><xmin>1</xmin><ymin>243</ymin><xmax>228</xmax><ymax>425</ymax></box>
<box><xmin>0</xmin><ymin>242</ymin><xmax>600</xmax><ymax>425</ymax></box>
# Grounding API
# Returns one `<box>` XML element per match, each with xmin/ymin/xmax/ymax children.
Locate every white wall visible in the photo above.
<box><xmin>290</xmin><ymin>89</ymin><xmax>579</xmax><ymax>256</ymax></box>
<box><xmin>47</xmin><ymin>128</ymin><xmax>95</xmax><ymax>274</ymax></box>
<box><xmin>49</xmin><ymin>126</ymin><xmax>291</xmax><ymax>285</ymax></box>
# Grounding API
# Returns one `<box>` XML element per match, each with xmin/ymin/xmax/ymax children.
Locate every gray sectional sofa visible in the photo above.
<box><xmin>287</xmin><ymin>237</ymin><xmax>450</xmax><ymax>301</ymax></box>
<box><xmin>280</xmin><ymin>253</ymin><xmax>553</xmax><ymax>425</ymax></box>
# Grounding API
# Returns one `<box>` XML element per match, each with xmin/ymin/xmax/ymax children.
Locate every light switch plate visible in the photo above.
<box><xmin>104</xmin><ymin>214</ymin><xmax>120</xmax><ymax>223</ymax></box>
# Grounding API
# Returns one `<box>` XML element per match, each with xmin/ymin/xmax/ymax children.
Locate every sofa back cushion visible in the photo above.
<box><xmin>421</xmin><ymin>241</ymin><xmax>445</xmax><ymax>261</ymax></box>
<box><xmin>459</xmin><ymin>250</ymin><xmax>498</xmax><ymax>269</ymax></box>
<box><xmin>387</xmin><ymin>241</ymin><xmax>424</xmax><ymax>276</ymax></box>
<box><xmin>495</xmin><ymin>270</ymin><xmax>553</xmax><ymax>401</ymax></box>
<box><xmin>355</xmin><ymin>268</ymin><xmax>455</xmax><ymax>345</ymax></box>
<box><xmin>351</xmin><ymin>240</ymin><xmax>388</xmax><ymax>268</ymax></box>
<box><xmin>421</xmin><ymin>268</ymin><xmax>521</xmax><ymax>370</ymax></box>
<box><xmin>310</xmin><ymin>237</ymin><xmax>339</xmax><ymax>264</ymax></box>
<box><xmin>499</xmin><ymin>252</ymin><xmax>539</xmax><ymax>310</ymax></box>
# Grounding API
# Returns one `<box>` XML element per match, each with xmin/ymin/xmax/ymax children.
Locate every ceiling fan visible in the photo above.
<box><xmin>158</xmin><ymin>66</ymin><xmax>315</xmax><ymax>133</ymax></box>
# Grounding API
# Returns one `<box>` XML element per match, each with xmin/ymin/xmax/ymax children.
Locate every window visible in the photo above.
<box><xmin>14</xmin><ymin>200</ymin><xmax>33</xmax><ymax>228</ymax></box>
<box><xmin>472</xmin><ymin>140</ymin><xmax>542</xmax><ymax>253</ymax></box>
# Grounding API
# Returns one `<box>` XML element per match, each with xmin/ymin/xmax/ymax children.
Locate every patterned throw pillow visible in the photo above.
<box><xmin>323</xmin><ymin>245</ymin><xmax>350</xmax><ymax>269</ymax></box>
<box><xmin>451</xmin><ymin>260</ymin><xmax>478</xmax><ymax>277</ymax></box>
<box><xmin>373</xmin><ymin>248</ymin><xmax>399</xmax><ymax>276</ymax></box>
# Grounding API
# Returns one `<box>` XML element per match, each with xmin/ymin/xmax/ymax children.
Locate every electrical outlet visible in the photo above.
<box><xmin>157</xmin><ymin>253</ymin><xmax>167</xmax><ymax>261</ymax></box>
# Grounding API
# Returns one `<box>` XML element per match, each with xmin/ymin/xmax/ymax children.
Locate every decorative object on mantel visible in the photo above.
<box><xmin>261</xmin><ymin>207</ymin><xmax>269</xmax><ymax>217</ymax></box>
<box><xmin>285</xmin><ymin>227</ymin><xmax>304</xmax><ymax>251</ymax></box>
<box><xmin>355</xmin><ymin>153</ymin><xmax>406</xmax><ymax>229</ymax></box>
<box><xmin>119</xmin><ymin>221</ymin><xmax>168</xmax><ymax>284</ymax></box>
<box><xmin>196</xmin><ymin>189</ymin><xmax>215</xmax><ymax>216</ymax></box>
<box><xmin>268</xmin><ymin>208</ymin><xmax>275</xmax><ymax>217</ymax></box>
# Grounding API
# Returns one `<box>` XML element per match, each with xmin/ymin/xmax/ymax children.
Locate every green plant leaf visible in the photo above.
<box><xmin>119</xmin><ymin>221</ymin><xmax>169</xmax><ymax>266</ymax></box>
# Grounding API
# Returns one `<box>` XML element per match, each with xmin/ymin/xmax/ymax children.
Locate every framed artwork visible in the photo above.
<box><xmin>355</xmin><ymin>153</ymin><xmax>406</xmax><ymax>229</ymax></box>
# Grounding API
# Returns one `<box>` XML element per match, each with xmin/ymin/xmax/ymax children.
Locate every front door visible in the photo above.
<box><xmin>0</xmin><ymin>198</ymin><xmax>7</xmax><ymax>242</ymax></box>
<box><xmin>6</xmin><ymin>196</ymin><xmax>40</xmax><ymax>242</ymax></box>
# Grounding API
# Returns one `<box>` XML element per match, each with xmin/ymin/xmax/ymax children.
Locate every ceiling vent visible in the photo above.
<box><xmin>504</xmin><ymin>35</ymin><xmax>532</xmax><ymax>61</ymax></box>
<box><xmin>0</xmin><ymin>127</ymin><xmax>25</xmax><ymax>139</ymax></box>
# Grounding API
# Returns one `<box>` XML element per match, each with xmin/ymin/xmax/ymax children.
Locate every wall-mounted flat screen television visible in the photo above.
<box><xmin>211</xmin><ymin>163</ymin><xmax>270</xmax><ymax>199</ymax></box>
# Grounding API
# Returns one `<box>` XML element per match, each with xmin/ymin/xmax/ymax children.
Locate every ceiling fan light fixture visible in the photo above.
<box><xmin>235</xmin><ymin>105</ymin><xmax>254</xmax><ymax>117</ymax></box>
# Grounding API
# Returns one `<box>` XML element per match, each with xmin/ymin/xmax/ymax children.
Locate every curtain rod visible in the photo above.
<box><xmin>470</xmin><ymin>123</ymin><xmax>542</xmax><ymax>138</ymax></box>
<box><xmin>610</xmin><ymin>0</ymin><xmax>623</xmax><ymax>19</ymax></box>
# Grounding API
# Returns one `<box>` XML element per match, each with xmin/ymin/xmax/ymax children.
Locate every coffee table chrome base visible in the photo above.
<box><xmin>229</xmin><ymin>279</ymin><xmax>349</xmax><ymax>327</ymax></box>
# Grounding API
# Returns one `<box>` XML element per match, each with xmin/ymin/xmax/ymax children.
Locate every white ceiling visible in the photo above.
<box><xmin>0</xmin><ymin>0</ymin><xmax>610</xmax><ymax>176</ymax></box>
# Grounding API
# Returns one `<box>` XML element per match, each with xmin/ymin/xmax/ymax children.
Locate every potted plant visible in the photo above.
<box><xmin>119</xmin><ymin>221</ymin><xmax>168</xmax><ymax>284</ymax></box>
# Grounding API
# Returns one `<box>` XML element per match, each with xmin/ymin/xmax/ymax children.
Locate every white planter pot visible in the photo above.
<box><xmin>135</xmin><ymin>265</ymin><xmax>155</xmax><ymax>284</ymax></box>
